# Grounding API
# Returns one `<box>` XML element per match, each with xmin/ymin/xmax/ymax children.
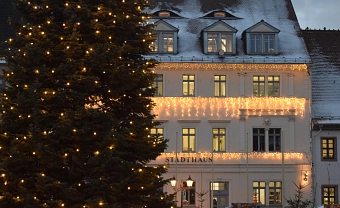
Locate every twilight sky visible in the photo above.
<box><xmin>291</xmin><ymin>0</ymin><xmax>340</xmax><ymax>30</ymax></box>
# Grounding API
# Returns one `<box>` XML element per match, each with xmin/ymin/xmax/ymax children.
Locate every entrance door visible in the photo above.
<box><xmin>211</xmin><ymin>182</ymin><xmax>229</xmax><ymax>208</ymax></box>
<box><xmin>213</xmin><ymin>196</ymin><xmax>228</xmax><ymax>208</ymax></box>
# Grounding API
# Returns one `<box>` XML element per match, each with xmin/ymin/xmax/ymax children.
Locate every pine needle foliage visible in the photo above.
<box><xmin>0</xmin><ymin>0</ymin><xmax>174</xmax><ymax>207</ymax></box>
<box><xmin>286</xmin><ymin>182</ymin><xmax>312</xmax><ymax>208</ymax></box>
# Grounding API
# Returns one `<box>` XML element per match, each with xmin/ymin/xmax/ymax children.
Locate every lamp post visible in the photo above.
<box><xmin>170</xmin><ymin>175</ymin><xmax>193</xmax><ymax>208</ymax></box>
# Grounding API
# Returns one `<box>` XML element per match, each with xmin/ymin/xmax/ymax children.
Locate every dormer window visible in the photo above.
<box><xmin>150</xmin><ymin>33</ymin><xmax>174</xmax><ymax>52</ymax></box>
<box><xmin>250</xmin><ymin>34</ymin><xmax>275</xmax><ymax>53</ymax></box>
<box><xmin>202</xmin><ymin>11</ymin><xmax>240</xmax><ymax>20</ymax></box>
<box><xmin>159</xmin><ymin>11</ymin><xmax>170</xmax><ymax>17</ymax></box>
<box><xmin>207</xmin><ymin>33</ymin><xmax>232</xmax><ymax>53</ymax></box>
<box><xmin>152</xmin><ymin>10</ymin><xmax>182</xmax><ymax>19</ymax></box>
<box><xmin>202</xmin><ymin>21</ymin><xmax>237</xmax><ymax>55</ymax></box>
<box><xmin>214</xmin><ymin>12</ymin><xmax>225</xmax><ymax>17</ymax></box>
<box><xmin>150</xmin><ymin>20</ymin><xmax>178</xmax><ymax>54</ymax></box>
<box><xmin>243</xmin><ymin>20</ymin><xmax>280</xmax><ymax>55</ymax></box>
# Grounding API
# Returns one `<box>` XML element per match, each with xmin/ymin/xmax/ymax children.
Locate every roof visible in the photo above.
<box><xmin>302</xmin><ymin>30</ymin><xmax>340</xmax><ymax>119</ymax></box>
<box><xmin>145</xmin><ymin>0</ymin><xmax>310</xmax><ymax>64</ymax></box>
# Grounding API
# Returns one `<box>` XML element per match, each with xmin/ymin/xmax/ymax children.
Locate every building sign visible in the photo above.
<box><xmin>165</xmin><ymin>156</ymin><xmax>213</xmax><ymax>163</ymax></box>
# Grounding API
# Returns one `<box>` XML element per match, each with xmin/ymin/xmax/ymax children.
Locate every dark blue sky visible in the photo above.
<box><xmin>291</xmin><ymin>0</ymin><xmax>340</xmax><ymax>30</ymax></box>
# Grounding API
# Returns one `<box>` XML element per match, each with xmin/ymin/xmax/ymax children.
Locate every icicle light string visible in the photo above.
<box><xmin>152</xmin><ymin>97</ymin><xmax>306</xmax><ymax>118</ymax></box>
<box><xmin>159</xmin><ymin>151</ymin><xmax>306</xmax><ymax>160</ymax></box>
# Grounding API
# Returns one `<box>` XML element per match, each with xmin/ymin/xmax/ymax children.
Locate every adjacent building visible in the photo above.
<box><xmin>146</xmin><ymin>0</ymin><xmax>313</xmax><ymax>208</ymax></box>
<box><xmin>303</xmin><ymin>29</ymin><xmax>340</xmax><ymax>207</ymax></box>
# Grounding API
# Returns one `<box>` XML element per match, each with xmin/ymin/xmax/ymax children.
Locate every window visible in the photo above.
<box><xmin>211</xmin><ymin>182</ymin><xmax>228</xmax><ymax>190</ymax></box>
<box><xmin>203</xmin><ymin>22</ymin><xmax>237</xmax><ymax>55</ymax></box>
<box><xmin>253</xmin><ymin>128</ymin><xmax>281</xmax><ymax>152</ymax></box>
<box><xmin>150</xmin><ymin>34</ymin><xmax>159</xmax><ymax>52</ymax></box>
<box><xmin>150</xmin><ymin>20</ymin><xmax>178</xmax><ymax>53</ymax></box>
<box><xmin>253</xmin><ymin>75</ymin><xmax>280</xmax><ymax>97</ymax></box>
<box><xmin>250</xmin><ymin>34</ymin><xmax>275</xmax><ymax>54</ymax></box>
<box><xmin>182</xmin><ymin>75</ymin><xmax>195</xmax><ymax>97</ymax></box>
<box><xmin>150</xmin><ymin>33</ymin><xmax>174</xmax><ymax>53</ymax></box>
<box><xmin>214</xmin><ymin>12</ymin><xmax>225</xmax><ymax>17</ymax></box>
<box><xmin>321</xmin><ymin>138</ymin><xmax>337</xmax><ymax>161</ymax></box>
<box><xmin>322</xmin><ymin>185</ymin><xmax>338</xmax><ymax>205</ymax></box>
<box><xmin>214</xmin><ymin>75</ymin><xmax>226</xmax><ymax>97</ymax></box>
<box><xmin>269</xmin><ymin>182</ymin><xmax>282</xmax><ymax>205</ymax></box>
<box><xmin>150</xmin><ymin>128</ymin><xmax>163</xmax><ymax>139</ymax></box>
<box><xmin>253</xmin><ymin>76</ymin><xmax>265</xmax><ymax>97</ymax></box>
<box><xmin>153</xmin><ymin>74</ymin><xmax>163</xmax><ymax>96</ymax></box>
<box><xmin>183</xmin><ymin>181</ymin><xmax>195</xmax><ymax>205</ymax></box>
<box><xmin>213</xmin><ymin>128</ymin><xmax>226</xmax><ymax>152</ymax></box>
<box><xmin>253</xmin><ymin>128</ymin><xmax>265</xmax><ymax>152</ymax></box>
<box><xmin>244</xmin><ymin>21</ymin><xmax>279</xmax><ymax>55</ymax></box>
<box><xmin>268</xmin><ymin>76</ymin><xmax>280</xmax><ymax>97</ymax></box>
<box><xmin>269</xmin><ymin>128</ymin><xmax>281</xmax><ymax>152</ymax></box>
<box><xmin>207</xmin><ymin>33</ymin><xmax>232</xmax><ymax>53</ymax></box>
<box><xmin>163</xmin><ymin>33</ymin><xmax>174</xmax><ymax>52</ymax></box>
<box><xmin>182</xmin><ymin>128</ymin><xmax>195</xmax><ymax>152</ymax></box>
<box><xmin>159</xmin><ymin>11</ymin><xmax>170</xmax><ymax>17</ymax></box>
<box><xmin>253</xmin><ymin>181</ymin><xmax>266</xmax><ymax>205</ymax></box>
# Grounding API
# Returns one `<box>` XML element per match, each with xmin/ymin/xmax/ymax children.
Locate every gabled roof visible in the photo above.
<box><xmin>145</xmin><ymin>0</ymin><xmax>310</xmax><ymax>64</ymax></box>
<box><xmin>244</xmin><ymin>20</ymin><xmax>280</xmax><ymax>33</ymax></box>
<box><xmin>152</xmin><ymin>10</ymin><xmax>183</xmax><ymax>19</ymax></box>
<box><xmin>302</xmin><ymin>30</ymin><xmax>340</xmax><ymax>119</ymax></box>
<box><xmin>202</xmin><ymin>10</ymin><xmax>240</xmax><ymax>20</ymax></box>
<box><xmin>153</xmin><ymin>20</ymin><xmax>179</xmax><ymax>32</ymax></box>
<box><xmin>203</xmin><ymin>21</ymin><xmax>238</xmax><ymax>33</ymax></box>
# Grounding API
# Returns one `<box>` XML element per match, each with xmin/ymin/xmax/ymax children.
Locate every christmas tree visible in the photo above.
<box><xmin>0</xmin><ymin>0</ymin><xmax>174</xmax><ymax>207</ymax></box>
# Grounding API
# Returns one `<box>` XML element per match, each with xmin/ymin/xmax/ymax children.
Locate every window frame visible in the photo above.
<box><xmin>253</xmin><ymin>128</ymin><xmax>265</xmax><ymax>152</ymax></box>
<box><xmin>183</xmin><ymin>181</ymin><xmax>196</xmax><ymax>205</ymax></box>
<box><xmin>249</xmin><ymin>33</ymin><xmax>276</xmax><ymax>54</ymax></box>
<box><xmin>150</xmin><ymin>32</ymin><xmax>175</xmax><ymax>53</ymax></box>
<box><xmin>159</xmin><ymin>11</ymin><xmax>170</xmax><ymax>17</ymax></box>
<box><xmin>252</xmin><ymin>128</ymin><xmax>282</xmax><ymax>152</ymax></box>
<box><xmin>253</xmin><ymin>75</ymin><xmax>280</xmax><ymax>97</ymax></box>
<box><xmin>269</xmin><ymin>128</ymin><xmax>281</xmax><ymax>152</ymax></box>
<box><xmin>321</xmin><ymin>137</ymin><xmax>337</xmax><ymax>161</ymax></box>
<box><xmin>153</xmin><ymin>74</ymin><xmax>163</xmax><ymax>96</ymax></box>
<box><xmin>207</xmin><ymin>32</ymin><xmax>233</xmax><ymax>54</ymax></box>
<box><xmin>182</xmin><ymin>74</ymin><xmax>195</xmax><ymax>97</ymax></box>
<box><xmin>269</xmin><ymin>181</ymin><xmax>282</xmax><ymax>205</ymax></box>
<box><xmin>214</xmin><ymin>75</ymin><xmax>226</xmax><ymax>97</ymax></box>
<box><xmin>214</xmin><ymin>12</ymin><xmax>226</xmax><ymax>17</ymax></box>
<box><xmin>322</xmin><ymin>185</ymin><xmax>338</xmax><ymax>205</ymax></box>
<box><xmin>253</xmin><ymin>181</ymin><xmax>266</xmax><ymax>205</ymax></box>
<box><xmin>213</xmin><ymin>128</ymin><xmax>226</xmax><ymax>152</ymax></box>
<box><xmin>182</xmin><ymin>128</ymin><xmax>196</xmax><ymax>152</ymax></box>
<box><xmin>150</xmin><ymin>128</ymin><xmax>164</xmax><ymax>138</ymax></box>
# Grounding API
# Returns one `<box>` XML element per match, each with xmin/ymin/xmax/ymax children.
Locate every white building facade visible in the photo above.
<box><xmin>303</xmin><ymin>30</ymin><xmax>340</xmax><ymax>207</ymax></box>
<box><xmin>146</xmin><ymin>1</ymin><xmax>313</xmax><ymax>207</ymax></box>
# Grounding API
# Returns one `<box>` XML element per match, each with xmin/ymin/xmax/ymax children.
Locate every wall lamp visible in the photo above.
<box><xmin>303</xmin><ymin>171</ymin><xmax>308</xmax><ymax>181</ymax></box>
<box><xmin>170</xmin><ymin>175</ymin><xmax>194</xmax><ymax>188</ymax></box>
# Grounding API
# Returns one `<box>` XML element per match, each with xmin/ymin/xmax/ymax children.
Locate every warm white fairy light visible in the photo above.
<box><xmin>158</xmin><ymin>152</ymin><xmax>306</xmax><ymax>161</ymax></box>
<box><xmin>152</xmin><ymin>97</ymin><xmax>305</xmax><ymax>119</ymax></box>
<box><xmin>154</xmin><ymin>63</ymin><xmax>308</xmax><ymax>72</ymax></box>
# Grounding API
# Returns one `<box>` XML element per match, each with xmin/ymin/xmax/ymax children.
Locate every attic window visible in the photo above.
<box><xmin>214</xmin><ymin>12</ymin><xmax>225</xmax><ymax>17</ymax></box>
<box><xmin>159</xmin><ymin>11</ymin><xmax>170</xmax><ymax>17</ymax></box>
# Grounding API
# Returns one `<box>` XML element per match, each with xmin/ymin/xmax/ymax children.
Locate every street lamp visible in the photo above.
<box><xmin>170</xmin><ymin>175</ymin><xmax>194</xmax><ymax>208</ymax></box>
<box><xmin>170</xmin><ymin>175</ymin><xmax>177</xmax><ymax>187</ymax></box>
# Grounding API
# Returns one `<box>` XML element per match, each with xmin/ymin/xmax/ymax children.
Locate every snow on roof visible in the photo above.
<box><xmin>317</xmin><ymin>120</ymin><xmax>340</xmax><ymax>125</ymax></box>
<box><xmin>302</xmin><ymin>30</ymin><xmax>340</xmax><ymax>118</ymax></box>
<box><xmin>146</xmin><ymin>0</ymin><xmax>310</xmax><ymax>63</ymax></box>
